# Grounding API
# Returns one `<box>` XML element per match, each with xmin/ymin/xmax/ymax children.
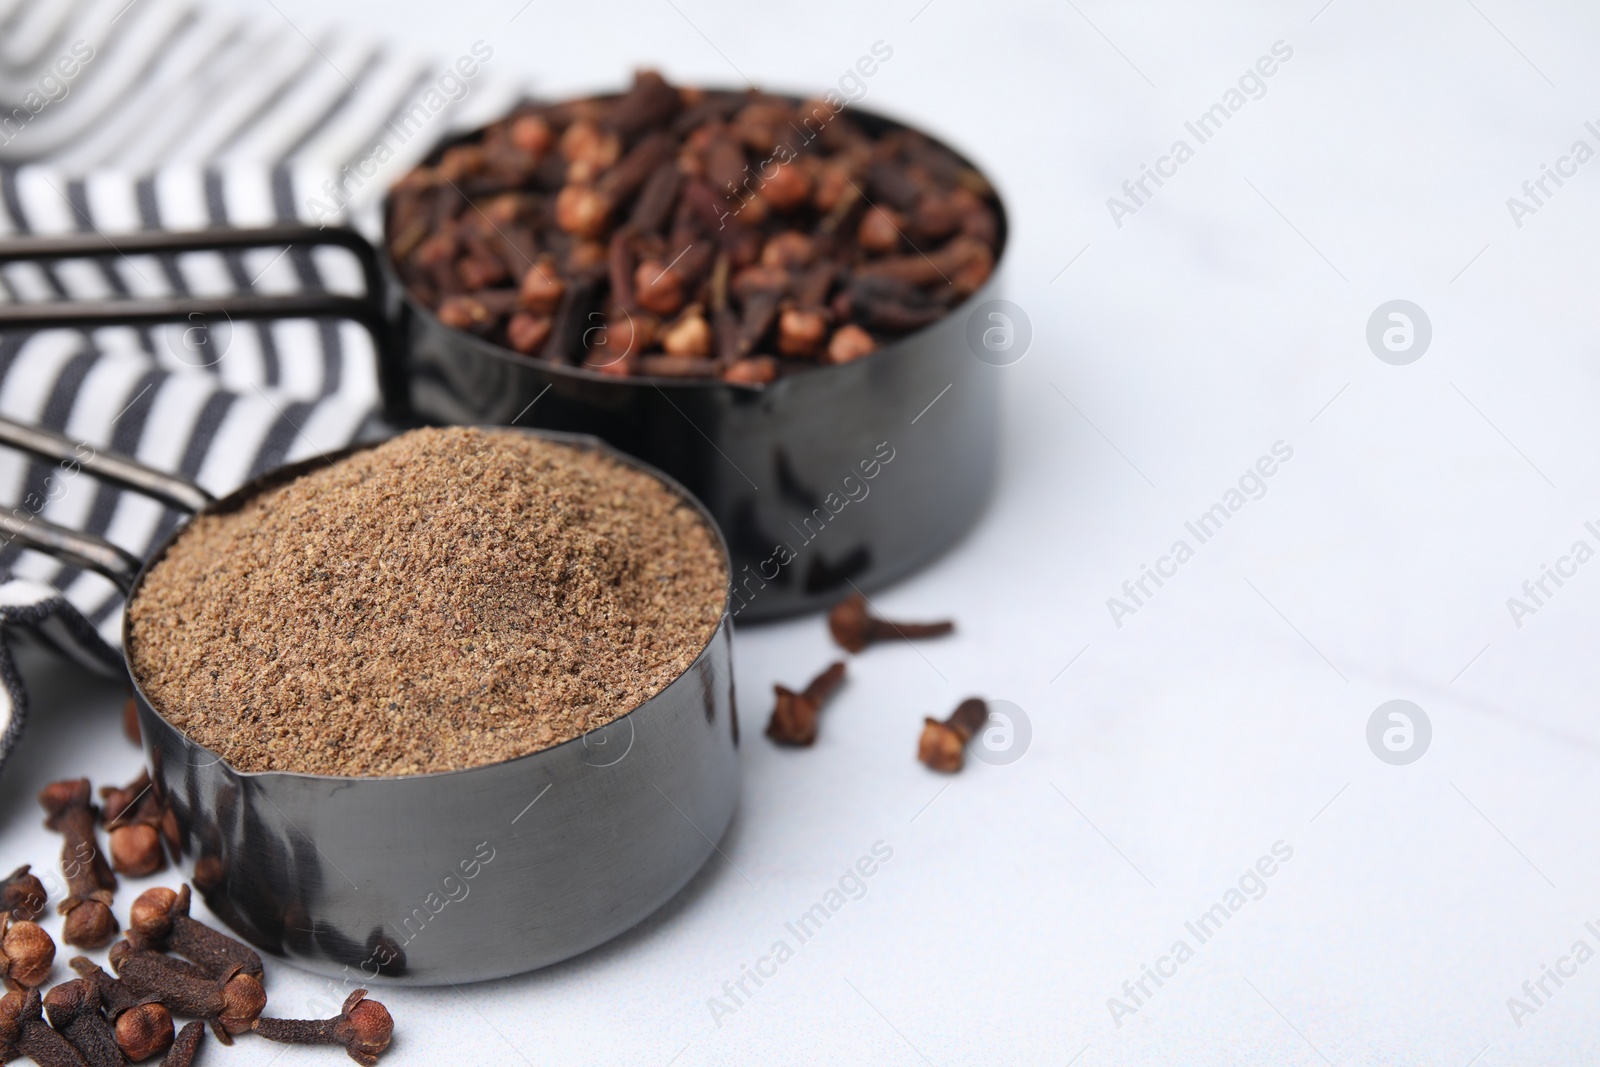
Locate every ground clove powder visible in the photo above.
<box><xmin>128</xmin><ymin>427</ymin><xmax>726</xmax><ymax>776</ymax></box>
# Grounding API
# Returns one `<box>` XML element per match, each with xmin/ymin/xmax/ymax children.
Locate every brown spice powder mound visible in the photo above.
<box><xmin>127</xmin><ymin>426</ymin><xmax>727</xmax><ymax>776</ymax></box>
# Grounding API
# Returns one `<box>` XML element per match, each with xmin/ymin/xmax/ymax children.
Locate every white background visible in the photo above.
<box><xmin>6</xmin><ymin>0</ymin><xmax>1600</xmax><ymax>1063</ymax></box>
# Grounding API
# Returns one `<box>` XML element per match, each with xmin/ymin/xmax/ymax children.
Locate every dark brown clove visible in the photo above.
<box><xmin>114</xmin><ymin>1002</ymin><xmax>173</xmax><ymax>1062</ymax></box>
<box><xmin>517</xmin><ymin>257</ymin><xmax>565</xmax><ymax>315</ymax></box>
<box><xmin>0</xmin><ymin>866</ymin><xmax>47</xmax><ymax>923</ymax></box>
<box><xmin>388</xmin><ymin>72</ymin><xmax>1003</xmax><ymax>382</ymax></box>
<box><xmin>731</xmin><ymin>266</ymin><xmax>787</xmax><ymax>358</ymax></box>
<box><xmin>856</xmin><ymin>235</ymin><xmax>992</xmax><ymax>290</ymax></box>
<box><xmin>127</xmin><ymin>886</ymin><xmax>262</xmax><ymax>983</ymax></box>
<box><xmin>159</xmin><ymin>1022</ymin><xmax>203</xmax><ymax>1067</ymax></box>
<box><xmin>43</xmin><ymin>980</ymin><xmax>122</xmax><ymax>1067</ymax></box>
<box><xmin>634</xmin><ymin>258</ymin><xmax>685</xmax><ymax>318</ymax></box>
<box><xmin>102</xmin><ymin>772</ymin><xmax>166</xmax><ymax>878</ymax></box>
<box><xmin>0</xmin><ymin>988</ymin><xmax>88</xmax><ymax>1067</ymax></box>
<box><xmin>628</xmin><ymin>161</ymin><xmax>682</xmax><ymax>233</ymax></box>
<box><xmin>857</xmin><ymin>205</ymin><xmax>905</xmax><ymax>254</ymax></box>
<box><xmin>659</xmin><ymin>307</ymin><xmax>712</xmax><ymax>358</ymax></box>
<box><xmin>39</xmin><ymin>780</ymin><xmax>118</xmax><ymax>949</ymax></box>
<box><xmin>0</xmin><ymin>917</ymin><xmax>54</xmax><ymax>991</ymax></box>
<box><xmin>507</xmin><ymin>312</ymin><xmax>553</xmax><ymax>353</ymax></box>
<box><xmin>776</xmin><ymin>307</ymin><xmax>829</xmax><ymax>357</ymax></box>
<box><xmin>252</xmin><ymin>989</ymin><xmax>394</xmax><ymax>1066</ymax></box>
<box><xmin>722</xmin><ymin>356</ymin><xmax>778</xmax><ymax>385</ymax></box>
<box><xmin>603</xmin><ymin>69</ymin><xmax>681</xmax><ymax>140</ymax></box>
<box><xmin>766</xmin><ymin>662</ymin><xmax>847</xmax><ymax>747</ymax></box>
<box><xmin>836</xmin><ymin>278</ymin><xmax>949</xmax><ymax>334</ymax></box>
<box><xmin>108</xmin><ymin>942</ymin><xmax>265</xmax><ymax>1045</ymax></box>
<box><xmin>824</xmin><ymin>324</ymin><xmax>877</xmax><ymax>365</ymax></box>
<box><xmin>918</xmin><ymin>698</ymin><xmax>990</xmax><ymax>773</ymax></box>
<box><xmin>108</xmin><ymin>824</ymin><xmax>163</xmax><ymax>879</ymax></box>
<box><xmin>99</xmin><ymin>772</ymin><xmax>152</xmax><ymax>827</ymax></box>
<box><xmin>827</xmin><ymin>593</ymin><xmax>953</xmax><ymax>654</ymax></box>
<box><xmin>69</xmin><ymin>957</ymin><xmax>151</xmax><ymax>1019</ymax></box>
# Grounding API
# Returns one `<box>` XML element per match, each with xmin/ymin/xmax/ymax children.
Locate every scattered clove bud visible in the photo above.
<box><xmin>0</xmin><ymin>917</ymin><xmax>54</xmax><ymax>991</ymax></box>
<box><xmin>827</xmin><ymin>593</ymin><xmax>954</xmax><ymax>654</ymax></box>
<box><xmin>107</xmin><ymin>821</ymin><xmax>162</xmax><ymax>877</ymax></box>
<box><xmin>766</xmin><ymin>663</ymin><xmax>847</xmax><ymax>747</ymax></box>
<box><xmin>252</xmin><ymin>989</ymin><xmax>394</xmax><ymax>1066</ymax></box>
<box><xmin>108</xmin><ymin>941</ymin><xmax>265</xmax><ymax>1045</ymax></box>
<box><xmin>43</xmin><ymin>980</ymin><xmax>122</xmax><ymax>1067</ymax></box>
<box><xmin>918</xmin><ymin>698</ymin><xmax>990</xmax><ymax>773</ymax></box>
<box><xmin>0</xmin><ymin>988</ymin><xmax>87</xmax><ymax>1067</ymax></box>
<box><xmin>69</xmin><ymin>958</ymin><xmax>150</xmax><ymax>1019</ymax></box>
<box><xmin>0</xmin><ymin>866</ymin><xmax>47</xmax><ymax>923</ymax></box>
<box><xmin>127</xmin><ymin>886</ymin><xmax>263</xmax><ymax>983</ymax></box>
<box><xmin>159</xmin><ymin>1022</ymin><xmax>204</xmax><ymax>1067</ymax></box>
<box><xmin>114</xmin><ymin>1002</ymin><xmax>174</xmax><ymax>1062</ymax></box>
<box><xmin>101</xmin><ymin>772</ymin><xmax>166</xmax><ymax>878</ymax></box>
<box><xmin>39</xmin><ymin>779</ymin><xmax>118</xmax><ymax>949</ymax></box>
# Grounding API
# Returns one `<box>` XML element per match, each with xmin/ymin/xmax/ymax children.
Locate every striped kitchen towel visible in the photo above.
<box><xmin>0</xmin><ymin>0</ymin><xmax>526</xmax><ymax>771</ymax></box>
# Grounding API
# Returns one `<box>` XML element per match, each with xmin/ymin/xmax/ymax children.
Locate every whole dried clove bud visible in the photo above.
<box><xmin>457</xmin><ymin>254</ymin><xmax>508</xmax><ymax>290</ymax></box>
<box><xmin>509</xmin><ymin>114</ymin><xmax>553</xmax><ymax>157</ymax></box>
<box><xmin>39</xmin><ymin>779</ymin><xmax>118</xmax><ymax>949</ymax></box>
<box><xmin>43</xmin><ymin>980</ymin><xmax>122</xmax><ymax>1067</ymax></box>
<box><xmin>766</xmin><ymin>662</ymin><xmax>847</xmax><ymax>747</ymax></box>
<box><xmin>827</xmin><ymin>593</ymin><xmax>954</xmax><ymax>654</ymax></box>
<box><xmin>555</xmin><ymin>184</ymin><xmax>612</xmax><ymax>238</ymax></box>
<box><xmin>126</xmin><ymin>886</ymin><xmax>263</xmax><ymax>983</ymax></box>
<box><xmin>507</xmin><ymin>312</ymin><xmax>553</xmax><ymax>354</ymax></box>
<box><xmin>109</xmin><ymin>941</ymin><xmax>265</xmax><ymax>1044</ymax></box>
<box><xmin>436</xmin><ymin>144</ymin><xmax>488</xmax><ymax>183</ymax></box>
<box><xmin>730</xmin><ymin>101</ymin><xmax>788</xmax><ymax>154</ymax></box>
<box><xmin>0</xmin><ymin>987</ymin><xmax>87</xmax><ymax>1067</ymax></box>
<box><xmin>722</xmin><ymin>356</ymin><xmax>778</xmax><ymax>385</ymax></box>
<box><xmin>69</xmin><ymin>957</ymin><xmax>149</xmax><ymax>1019</ymax></box>
<box><xmin>759</xmin><ymin>232</ymin><xmax>813</xmax><ymax>270</ymax></box>
<box><xmin>109</xmin><ymin>826</ymin><xmax>163</xmax><ymax>879</ymax></box>
<box><xmin>761</xmin><ymin>163</ymin><xmax>812</xmax><ymax>213</ymax></box>
<box><xmin>918</xmin><ymin>698</ymin><xmax>990</xmax><ymax>773</ymax></box>
<box><xmin>114</xmin><ymin>1002</ymin><xmax>173</xmax><ymax>1062</ymax></box>
<box><xmin>0</xmin><ymin>917</ymin><xmax>54</xmax><ymax>990</ymax></box>
<box><xmin>857</xmin><ymin>206</ymin><xmax>905</xmax><ymax>254</ymax></box>
<box><xmin>777</xmin><ymin>307</ymin><xmax>829</xmax><ymax>358</ymax></box>
<box><xmin>0</xmin><ymin>866</ymin><xmax>47</xmax><ymax>923</ymax></box>
<box><xmin>634</xmin><ymin>261</ymin><xmax>685</xmax><ymax>317</ymax></box>
<box><xmin>252</xmin><ymin>989</ymin><xmax>394</xmax><ymax>1066</ymax></box>
<box><xmin>161</xmin><ymin>1022</ymin><xmax>204</xmax><ymax>1067</ymax></box>
<box><xmin>660</xmin><ymin>308</ymin><xmax>712</xmax><ymax>357</ymax></box>
<box><xmin>824</xmin><ymin>324</ymin><xmax>877</xmax><ymax>364</ymax></box>
<box><xmin>99</xmin><ymin>772</ymin><xmax>152</xmax><ymax>827</ymax></box>
<box><xmin>517</xmin><ymin>261</ymin><xmax>565</xmax><ymax>315</ymax></box>
<box><xmin>436</xmin><ymin>295</ymin><xmax>498</xmax><ymax>333</ymax></box>
<box><xmin>103</xmin><ymin>771</ymin><xmax>167</xmax><ymax>878</ymax></box>
<box><xmin>559</xmin><ymin>119</ymin><xmax>620</xmax><ymax>172</ymax></box>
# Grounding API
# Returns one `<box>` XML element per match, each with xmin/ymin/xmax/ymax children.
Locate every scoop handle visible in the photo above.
<box><xmin>0</xmin><ymin>508</ymin><xmax>143</xmax><ymax>593</ymax></box>
<box><xmin>0</xmin><ymin>418</ymin><xmax>213</xmax><ymax>514</ymax></box>
<box><xmin>0</xmin><ymin>415</ymin><xmax>216</xmax><ymax>593</ymax></box>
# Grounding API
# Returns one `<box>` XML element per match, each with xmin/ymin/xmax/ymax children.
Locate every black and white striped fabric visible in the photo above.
<box><xmin>0</xmin><ymin>0</ymin><xmax>525</xmax><ymax>771</ymax></box>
